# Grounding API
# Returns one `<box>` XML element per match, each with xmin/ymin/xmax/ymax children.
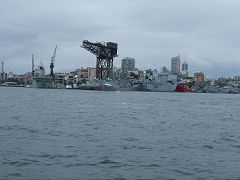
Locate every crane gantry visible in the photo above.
<box><xmin>81</xmin><ymin>40</ymin><xmax>118</xmax><ymax>80</ymax></box>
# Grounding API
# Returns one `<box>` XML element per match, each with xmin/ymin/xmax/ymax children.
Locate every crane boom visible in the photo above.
<box><xmin>32</xmin><ymin>54</ymin><xmax>35</xmax><ymax>76</ymax></box>
<box><xmin>50</xmin><ymin>45</ymin><xmax>57</xmax><ymax>77</ymax></box>
<box><xmin>51</xmin><ymin>45</ymin><xmax>57</xmax><ymax>64</ymax></box>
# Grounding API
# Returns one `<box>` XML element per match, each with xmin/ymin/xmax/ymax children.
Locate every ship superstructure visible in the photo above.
<box><xmin>146</xmin><ymin>73</ymin><xmax>178</xmax><ymax>92</ymax></box>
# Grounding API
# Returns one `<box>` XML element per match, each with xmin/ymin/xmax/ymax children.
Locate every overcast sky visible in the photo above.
<box><xmin>1</xmin><ymin>0</ymin><xmax>240</xmax><ymax>78</ymax></box>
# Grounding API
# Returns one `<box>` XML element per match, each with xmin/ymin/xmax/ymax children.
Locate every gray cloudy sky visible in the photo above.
<box><xmin>1</xmin><ymin>0</ymin><xmax>240</xmax><ymax>78</ymax></box>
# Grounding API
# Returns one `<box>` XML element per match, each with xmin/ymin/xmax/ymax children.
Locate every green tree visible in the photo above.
<box><xmin>134</xmin><ymin>74</ymin><xmax>139</xmax><ymax>79</ymax></box>
<box><xmin>130</xmin><ymin>72</ymin><xmax>135</xmax><ymax>77</ymax></box>
<box><xmin>81</xmin><ymin>79</ymin><xmax>87</xmax><ymax>84</ymax></box>
<box><xmin>5</xmin><ymin>78</ymin><xmax>18</xmax><ymax>82</ymax></box>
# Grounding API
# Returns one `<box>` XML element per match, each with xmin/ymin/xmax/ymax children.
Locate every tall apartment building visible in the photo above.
<box><xmin>171</xmin><ymin>55</ymin><xmax>180</xmax><ymax>74</ymax></box>
<box><xmin>121</xmin><ymin>57</ymin><xmax>135</xmax><ymax>71</ymax></box>
<box><xmin>1</xmin><ymin>62</ymin><xmax>5</xmax><ymax>81</ymax></box>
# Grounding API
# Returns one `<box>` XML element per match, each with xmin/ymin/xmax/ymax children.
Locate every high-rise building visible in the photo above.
<box><xmin>171</xmin><ymin>55</ymin><xmax>180</xmax><ymax>74</ymax></box>
<box><xmin>1</xmin><ymin>62</ymin><xmax>5</xmax><ymax>81</ymax></box>
<box><xmin>182</xmin><ymin>61</ymin><xmax>188</xmax><ymax>71</ymax></box>
<box><xmin>121</xmin><ymin>57</ymin><xmax>135</xmax><ymax>71</ymax></box>
<box><xmin>181</xmin><ymin>61</ymin><xmax>189</xmax><ymax>77</ymax></box>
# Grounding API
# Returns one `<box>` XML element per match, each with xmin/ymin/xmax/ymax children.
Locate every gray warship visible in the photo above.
<box><xmin>31</xmin><ymin>46</ymin><xmax>57</xmax><ymax>88</ymax></box>
<box><xmin>78</xmin><ymin>79</ymin><xmax>141</xmax><ymax>91</ymax></box>
<box><xmin>31</xmin><ymin>62</ymin><xmax>54</xmax><ymax>88</ymax></box>
<box><xmin>146</xmin><ymin>73</ymin><xmax>178</xmax><ymax>92</ymax></box>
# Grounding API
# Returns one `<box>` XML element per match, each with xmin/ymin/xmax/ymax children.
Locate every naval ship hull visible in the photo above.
<box><xmin>78</xmin><ymin>85</ymin><xmax>117</xmax><ymax>91</ymax></box>
<box><xmin>146</xmin><ymin>83</ymin><xmax>177</xmax><ymax>92</ymax></box>
<box><xmin>31</xmin><ymin>77</ymin><xmax>54</xmax><ymax>88</ymax></box>
<box><xmin>78</xmin><ymin>84</ymin><xmax>140</xmax><ymax>91</ymax></box>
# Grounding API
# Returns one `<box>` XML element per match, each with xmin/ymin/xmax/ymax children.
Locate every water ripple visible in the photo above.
<box><xmin>1</xmin><ymin>87</ymin><xmax>240</xmax><ymax>179</ymax></box>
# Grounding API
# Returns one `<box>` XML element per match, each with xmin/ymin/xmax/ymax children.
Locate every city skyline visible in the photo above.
<box><xmin>1</xmin><ymin>0</ymin><xmax>240</xmax><ymax>78</ymax></box>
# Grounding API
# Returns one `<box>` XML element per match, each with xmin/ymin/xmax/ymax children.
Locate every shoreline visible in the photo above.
<box><xmin>1</xmin><ymin>85</ymin><xmax>240</xmax><ymax>94</ymax></box>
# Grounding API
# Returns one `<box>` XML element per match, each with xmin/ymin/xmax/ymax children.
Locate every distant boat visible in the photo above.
<box><xmin>66</xmin><ymin>85</ymin><xmax>72</xmax><ymax>89</ymax></box>
<box><xmin>175</xmin><ymin>82</ymin><xmax>196</xmax><ymax>93</ymax></box>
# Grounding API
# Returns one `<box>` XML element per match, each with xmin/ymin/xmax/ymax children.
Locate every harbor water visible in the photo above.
<box><xmin>1</xmin><ymin>87</ymin><xmax>240</xmax><ymax>179</ymax></box>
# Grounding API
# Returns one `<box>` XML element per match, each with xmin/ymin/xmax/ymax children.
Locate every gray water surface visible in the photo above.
<box><xmin>1</xmin><ymin>87</ymin><xmax>240</xmax><ymax>179</ymax></box>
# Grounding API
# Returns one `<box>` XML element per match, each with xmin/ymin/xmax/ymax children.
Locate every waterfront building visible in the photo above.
<box><xmin>218</xmin><ymin>77</ymin><xmax>226</xmax><ymax>83</ymax></box>
<box><xmin>76</xmin><ymin>68</ymin><xmax>88</xmax><ymax>79</ymax></box>
<box><xmin>54</xmin><ymin>73</ymin><xmax>65</xmax><ymax>83</ymax></box>
<box><xmin>122</xmin><ymin>57</ymin><xmax>135</xmax><ymax>71</ymax></box>
<box><xmin>193</xmin><ymin>71</ymin><xmax>205</xmax><ymax>87</ymax></box>
<box><xmin>162</xmin><ymin>66</ymin><xmax>170</xmax><ymax>73</ymax></box>
<box><xmin>88</xmin><ymin>67</ymin><xmax>96</xmax><ymax>81</ymax></box>
<box><xmin>218</xmin><ymin>77</ymin><xmax>233</xmax><ymax>83</ymax></box>
<box><xmin>113</xmin><ymin>67</ymin><xmax>121</xmax><ymax>80</ymax></box>
<box><xmin>171</xmin><ymin>55</ymin><xmax>180</xmax><ymax>74</ymax></box>
<box><xmin>73</xmin><ymin>67</ymin><xmax>96</xmax><ymax>82</ymax></box>
<box><xmin>8</xmin><ymin>72</ymin><xmax>14</xmax><ymax>78</ymax></box>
